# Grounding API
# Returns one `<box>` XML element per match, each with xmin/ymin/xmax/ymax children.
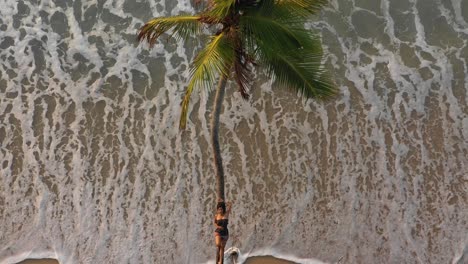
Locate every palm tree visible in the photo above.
<box><xmin>138</xmin><ymin>0</ymin><xmax>336</xmax><ymax>259</ymax></box>
<box><xmin>138</xmin><ymin>0</ymin><xmax>336</xmax><ymax>200</ymax></box>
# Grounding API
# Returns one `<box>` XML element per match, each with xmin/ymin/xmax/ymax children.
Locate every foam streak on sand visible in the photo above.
<box><xmin>1</xmin><ymin>0</ymin><xmax>467</xmax><ymax>263</ymax></box>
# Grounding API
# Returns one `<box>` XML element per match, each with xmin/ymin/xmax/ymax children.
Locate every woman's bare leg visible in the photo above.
<box><xmin>219</xmin><ymin>236</ymin><xmax>228</xmax><ymax>264</ymax></box>
<box><xmin>220</xmin><ymin>247</ymin><xmax>224</xmax><ymax>264</ymax></box>
<box><xmin>220</xmin><ymin>246</ymin><xmax>224</xmax><ymax>264</ymax></box>
<box><xmin>215</xmin><ymin>236</ymin><xmax>222</xmax><ymax>264</ymax></box>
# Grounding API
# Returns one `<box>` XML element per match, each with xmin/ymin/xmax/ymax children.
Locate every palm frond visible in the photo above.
<box><xmin>204</xmin><ymin>0</ymin><xmax>236</xmax><ymax>20</ymax></box>
<box><xmin>243</xmin><ymin>0</ymin><xmax>335</xmax><ymax>99</ymax></box>
<box><xmin>244</xmin><ymin>0</ymin><xmax>327</xmax><ymax>21</ymax></box>
<box><xmin>137</xmin><ymin>15</ymin><xmax>202</xmax><ymax>47</ymax></box>
<box><xmin>180</xmin><ymin>32</ymin><xmax>235</xmax><ymax>129</ymax></box>
<box><xmin>240</xmin><ymin>13</ymin><xmax>310</xmax><ymax>54</ymax></box>
<box><xmin>228</xmin><ymin>30</ymin><xmax>253</xmax><ymax>100</ymax></box>
<box><xmin>240</xmin><ymin>0</ymin><xmax>318</xmax><ymax>49</ymax></box>
<box><xmin>256</xmin><ymin>39</ymin><xmax>336</xmax><ymax>99</ymax></box>
<box><xmin>237</xmin><ymin>0</ymin><xmax>260</xmax><ymax>9</ymax></box>
<box><xmin>276</xmin><ymin>0</ymin><xmax>329</xmax><ymax>17</ymax></box>
<box><xmin>241</xmin><ymin>0</ymin><xmax>274</xmax><ymax>15</ymax></box>
<box><xmin>233</xmin><ymin>49</ymin><xmax>252</xmax><ymax>100</ymax></box>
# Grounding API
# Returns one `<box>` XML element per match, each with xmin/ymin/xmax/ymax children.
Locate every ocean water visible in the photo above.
<box><xmin>0</xmin><ymin>0</ymin><xmax>467</xmax><ymax>263</ymax></box>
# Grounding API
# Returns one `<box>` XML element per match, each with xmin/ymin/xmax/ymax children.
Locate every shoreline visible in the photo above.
<box><xmin>15</xmin><ymin>256</ymin><xmax>296</xmax><ymax>264</ymax></box>
<box><xmin>16</xmin><ymin>260</ymin><xmax>59</xmax><ymax>264</ymax></box>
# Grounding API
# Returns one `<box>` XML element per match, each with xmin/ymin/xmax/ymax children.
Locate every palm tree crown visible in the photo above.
<box><xmin>138</xmin><ymin>0</ymin><xmax>337</xmax><ymax>129</ymax></box>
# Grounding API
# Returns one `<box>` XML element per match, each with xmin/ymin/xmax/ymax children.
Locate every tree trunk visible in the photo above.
<box><xmin>211</xmin><ymin>75</ymin><xmax>228</xmax><ymax>201</ymax></box>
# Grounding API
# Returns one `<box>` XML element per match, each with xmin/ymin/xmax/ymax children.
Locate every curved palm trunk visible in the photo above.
<box><xmin>211</xmin><ymin>75</ymin><xmax>228</xmax><ymax>202</ymax></box>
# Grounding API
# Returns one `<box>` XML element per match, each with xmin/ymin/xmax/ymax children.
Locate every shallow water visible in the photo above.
<box><xmin>0</xmin><ymin>0</ymin><xmax>467</xmax><ymax>263</ymax></box>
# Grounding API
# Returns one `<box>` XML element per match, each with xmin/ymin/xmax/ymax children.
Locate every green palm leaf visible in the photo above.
<box><xmin>241</xmin><ymin>15</ymin><xmax>304</xmax><ymax>53</ymax></box>
<box><xmin>276</xmin><ymin>0</ymin><xmax>329</xmax><ymax>17</ymax></box>
<box><xmin>239</xmin><ymin>2</ymin><xmax>335</xmax><ymax>99</ymax></box>
<box><xmin>137</xmin><ymin>15</ymin><xmax>202</xmax><ymax>46</ymax></box>
<box><xmin>243</xmin><ymin>0</ymin><xmax>325</xmax><ymax>45</ymax></box>
<box><xmin>180</xmin><ymin>31</ymin><xmax>235</xmax><ymax>129</ymax></box>
<box><xmin>204</xmin><ymin>0</ymin><xmax>237</xmax><ymax>21</ymax></box>
<box><xmin>258</xmin><ymin>44</ymin><xmax>336</xmax><ymax>99</ymax></box>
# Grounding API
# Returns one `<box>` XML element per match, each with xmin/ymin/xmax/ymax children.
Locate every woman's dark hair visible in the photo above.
<box><xmin>216</xmin><ymin>202</ymin><xmax>226</xmax><ymax>214</ymax></box>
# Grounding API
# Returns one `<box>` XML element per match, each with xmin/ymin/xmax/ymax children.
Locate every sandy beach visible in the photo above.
<box><xmin>16</xmin><ymin>260</ymin><xmax>59</xmax><ymax>264</ymax></box>
<box><xmin>16</xmin><ymin>256</ymin><xmax>296</xmax><ymax>264</ymax></box>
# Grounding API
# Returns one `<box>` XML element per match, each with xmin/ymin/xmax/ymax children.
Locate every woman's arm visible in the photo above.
<box><xmin>225</xmin><ymin>202</ymin><xmax>232</xmax><ymax>217</ymax></box>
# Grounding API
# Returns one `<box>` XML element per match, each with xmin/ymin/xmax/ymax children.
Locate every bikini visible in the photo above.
<box><xmin>214</xmin><ymin>218</ymin><xmax>229</xmax><ymax>237</ymax></box>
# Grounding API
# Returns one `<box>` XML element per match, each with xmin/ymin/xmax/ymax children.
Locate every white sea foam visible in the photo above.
<box><xmin>0</xmin><ymin>0</ymin><xmax>467</xmax><ymax>263</ymax></box>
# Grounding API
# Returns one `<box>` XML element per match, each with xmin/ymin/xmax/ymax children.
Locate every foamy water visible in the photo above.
<box><xmin>0</xmin><ymin>0</ymin><xmax>467</xmax><ymax>263</ymax></box>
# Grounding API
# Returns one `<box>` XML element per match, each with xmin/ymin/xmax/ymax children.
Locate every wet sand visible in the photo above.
<box><xmin>17</xmin><ymin>256</ymin><xmax>295</xmax><ymax>264</ymax></box>
<box><xmin>16</xmin><ymin>260</ymin><xmax>59</xmax><ymax>264</ymax></box>
<box><xmin>244</xmin><ymin>256</ymin><xmax>297</xmax><ymax>264</ymax></box>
